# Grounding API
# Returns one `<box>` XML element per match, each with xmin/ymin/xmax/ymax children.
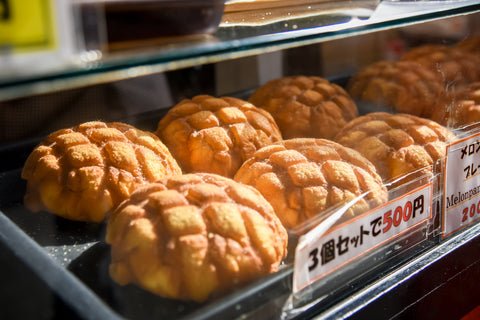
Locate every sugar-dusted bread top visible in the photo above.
<box><xmin>401</xmin><ymin>44</ymin><xmax>480</xmax><ymax>90</ymax></box>
<box><xmin>106</xmin><ymin>172</ymin><xmax>288</xmax><ymax>301</ymax></box>
<box><xmin>455</xmin><ymin>36</ymin><xmax>480</xmax><ymax>54</ymax></box>
<box><xmin>334</xmin><ymin>112</ymin><xmax>456</xmax><ymax>186</ymax></box>
<box><xmin>431</xmin><ymin>82</ymin><xmax>480</xmax><ymax>128</ymax></box>
<box><xmin>21</xmin><ymin>121</ymin><xmax>181</xmax><ymax>222</ymax></box>
<box><xmin>347</xmin><ymin>60</ymin><xmax>445</xmax><ymax>118</ymax></box>
<box><xmin>155</xmin><ymin>95</ymin><xmax>282</xmax><ymax>178</ymax></box>
<box><xmin>249</xmin><ymin>75</ymin><xmax>358</xmax><ymax>140</ymax></box>
<box><xmin>234</xmin><ymin>138</ymin><xmax>387</xmax><ymax>229</ymax></box>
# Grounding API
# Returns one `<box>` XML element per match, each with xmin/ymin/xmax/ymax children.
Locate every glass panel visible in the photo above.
<box><xmin>0</xmin><ymin>0</ymin><xmax>478</xmax><ymax>100</ymax></box>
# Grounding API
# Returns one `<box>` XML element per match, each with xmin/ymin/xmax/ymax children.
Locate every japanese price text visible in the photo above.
<box><xmin>294</xmin><ymin>184</ymin><xmax>432</xmax><ymax>293</ymax></box>
<box><xmin>443</xmin><ymin>133</ymin><xmax>480</xmax><ymax>237</ymax></box>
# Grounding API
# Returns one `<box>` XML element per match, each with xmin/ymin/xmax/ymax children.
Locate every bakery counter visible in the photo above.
<box><xmin>2</xmin><ymin>9</ymin><xmax>480</xmax><ymax>319</ymax></box>
<box><xmin>0</xmin><ymin>167</ymin><xmax>290</xmax><ymax>320</ymax></box>
<box><xmin>0</xmin><ymin>95</ymin><xmax>441</xmax><ymax>320</ymax></box>
<box><xmin>2</xmin><ymin>161</ymin><xmax>480</xmax><ymax>320</ymax></box>
<box><xmin>0</xmin><ymin>107</ymin><xmax>451</xmax><ymax>320</ymax></box>
<box><xmin>0</xmin><ymin>137</ymin><xmax>402</xmax><ymax>320</ymax></box>
<box><xmin>0</xmin><ymin>63</ymin><xmax>476</xmax><ymax>320</ymax></box>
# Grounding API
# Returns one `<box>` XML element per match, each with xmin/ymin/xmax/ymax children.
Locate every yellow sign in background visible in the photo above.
<box><xmin>0</xmin><ymin>0</ymin><xmax>57</xmax><ymax>53</ymax></box>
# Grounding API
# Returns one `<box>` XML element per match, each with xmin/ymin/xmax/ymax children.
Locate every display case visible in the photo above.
<box><xmin>1</xmin><ymin>1</ymin><xmax>480</xmax><ymax>319</ymax></box>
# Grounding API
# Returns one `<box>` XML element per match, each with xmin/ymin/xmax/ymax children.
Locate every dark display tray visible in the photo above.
<box><xmin>0</xmin><ymin>166</ymin><xmax>440</xmax><ymax>320</ymax></box>
<box><xmin>0</xmin><ymin>169</ymin><xmax>294</xmax><ymax>320</ymax></box>
<box><xmin>0</xmin><ymin>84</ymin><xmax>443</xmax><ymax>320</ymax></box>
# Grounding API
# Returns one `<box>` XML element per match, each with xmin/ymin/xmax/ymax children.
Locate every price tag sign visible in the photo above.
<box><xmin>293</xmin><ymin>183</ymin><xmax>433</xmax><ymax>293</ymax></box>
<box><xmin>442</xmin><ymin>133</ymin><xmax>480</xmax><ymax>238</ymax></box>
<box><xmin>0</xmin><ymin>0</ymin><xmax>57</xmax><ymax>52</ymax></box>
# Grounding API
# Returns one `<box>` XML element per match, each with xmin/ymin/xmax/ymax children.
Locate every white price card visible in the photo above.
<box><xmin>442</xmin><ymin>133</ymin><xmax>480</xmax><ymax>238</ymax></box>
<box><xmin>293</xmin><ymin>183</ymin><xmax>433</xmax><ymax>293</ymax></box>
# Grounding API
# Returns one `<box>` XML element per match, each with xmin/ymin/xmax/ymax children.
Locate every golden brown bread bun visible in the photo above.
<box><xmin>455</xmin><ymin>36</ymin><xmax>480</xmax><ymax>53</ymax></box>
<box><xmin>106</xmin><ymin>173</ymin><xmax>288</xmax><ymax>302</ymax></box>
<box><xmin>155</xmin><ymin>95</ymin><xmax>282</xmax><ymax>178</ymax></box>
<box><xmin>401</xmin><ymin>44</ymin><xmax>480</xmax><ymax>90</ymax></box>
<box><xmin>248</xmin><ymin>76</ymin><xmax>359</xmax><ymax>140</ymax></box>
<box><xmin>334</xmin><ymin>112</ymin><xmax>456</xmax><ymax>186</ymax></box>
<box><xmin>21</xmin><ymin>121</ymin><xmax>182</xmax><ymax>222</ymax></box>
<box><xmin>431</xmin><ymin>82</ymin><xmax>480</xmax><ymax>128</ymax></box>
<box><xmin>347</xmin><ymin>60</ymin><xmax>444</xmax><ymax>118</ymax></box>
<box><xmin>234</xmin><ymin>138</ymin><xmax>387</xmax><ymax>229</ymax></box>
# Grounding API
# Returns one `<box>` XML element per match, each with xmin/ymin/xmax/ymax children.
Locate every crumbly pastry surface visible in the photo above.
<box><xmin>431</xmin><ymin>82</ymin><xmax>480</xmax><ymax>128</ymax></box>
<box><xmin>401</xmin><ymin>44</ymin><xmax>480</xmax><ymax>91</ymax></box>
<box><xmin>334</xmin><ymin>112</ymin><xmax>456</xmax><ymax>185</ymax></box>
<box><xmin>248</xmin><ymin>75</ymin><xmax>359</xmax><ymax>140</ymax></box>
<box><xmin>347</xmin><ymin>60</ymin><xmax>444</xmax><ymax>118</ymax></box>
<box><xmin>106</xmin><ymin>173</ymin><xmax>288</xmax><ymax>302</ymax></box>
<box><xmin>234</xmin><ymin>138</ymin><xmax>387</xmax><ymax>229</ymax></box>
<box><xmin>155</xmin><ymin>95</ymin><xmax>282</xmax><ymax>178</ymax></box>
<box><xmin>21</xmin><ymin>121</ymin><xmax>182</xmax><ymax>222</ymax></box>
<box><xmin>455</xmin><ymin>36</ymin><xmax>480</xmax><ymax>54</ymax></box>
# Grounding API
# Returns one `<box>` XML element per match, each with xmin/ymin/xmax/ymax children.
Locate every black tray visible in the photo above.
<box><xmin>0</xmin><ymin>166</ymin><xmax>440</xmax><ymax>320</ymax></box>
<box><xmin>0</xmin><ymin>90</ymin><xmax>441</xmax><ymax>319</ymax></box>
<box><xmin>0</xmin><ymin>169</ymin><xmax>294</xmax><ymax>320</ymax></box>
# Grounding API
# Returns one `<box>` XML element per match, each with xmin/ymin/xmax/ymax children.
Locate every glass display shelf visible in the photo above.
<box><xmin>0</xmin><ymin>0</ymin><xmax>479</xmax><ymax>102</ymax></box>
<box><xmin>1</xmin><ymin>181</ymin><xmax>480</xmax><ymax>320</ymax></box>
